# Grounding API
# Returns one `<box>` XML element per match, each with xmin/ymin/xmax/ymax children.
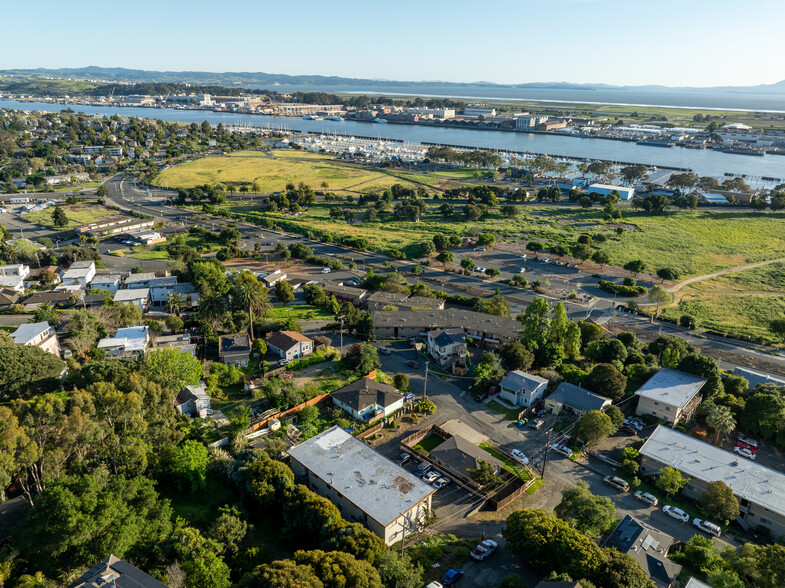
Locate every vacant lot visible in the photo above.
<box><xmin>24</xmin><ymin>203</ymin><xmax>119</xmax><ymax>229</ymax></box>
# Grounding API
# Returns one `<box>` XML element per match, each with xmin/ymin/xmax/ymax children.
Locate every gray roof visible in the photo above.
<box><xmin>332</xmin><ymin>377</ymin><xmax>402</xmax><ymax>412</ymax></box>
<box><xmin>733</xmin><ymin>367</ymin><xmax>785</xmax><ymax>390</ymax></box>
<box><xmin>635</xmin><ymin>368</ymin><xmax>706</xmax><ymax>408</ymax></box>
<box><xmin>366</xmin><ymin>291</ymin><xmax>407</xmax><ymax>304</ymax></box>
<box><xmin>430</xmin><ymin>435</ymin><xmax>504</xmax><ymax>473</ymax></box>
<box><xmin>91</xmin><ymin>274</ymin><xmax>123</xmax><ymax>284</ymax></box>
<box><xmin>500</xmin><ymin>370</ymin><xmax>548</xmax><ymax>393</ymax></box>
<box><xmin>603</xmin><ymin>515</ymin><xmax>681</xmax><ymax>585</ymax></box>
<box><xmin>287</xmin><ymin>426</ymin><xmax>435</xmax><ymax>527</ymax></box>
<box><xmin>371</xmin><ymin>309</ymin><xmax>520</xmax><ymax>340</ymax></box>
<box><xmin>640</xmin><ymin>426</ymin><xmax>785</xmax><ymax>518</ymax></box>
<box><xmin>684</xmin><ymin>579</ymin><xmax>712</xmax><ymax>588</ymax></box>
<box><xmin>124</xmin><ymin>272</ymin><xmax>156</xmax><ymax>282</ymax></box>
<box><xmin>175</xmin><ymin>383</ymin><xmax>210</xmax><ymax>406</ymax></box>
<box><xmin>114</xmin><ymin>288</ymin><xmax>149</xmax><ymax>302</ymax></box>
<box><xmin>399</xmin><ymin>295</ymin><xmax>444</xmax><ymax>310</ymax></box>
<box><xmin>431</xmin><ymin>329</ymin><xmax>465</xmax><ymax>347</ymax></box>
<box><xmin>69</xmin><ymin>554</ymin><xmax>167</xmax><ymax>588</ymax></box>
<box><xmin>219</xmin><ymin>333</ymin><xmax>251</xmax><ymax>354</ymax></box>
<box><xmin>548</xmin><ymin>382</ymin><xmax>611</xmax><ymax>413</ymax></box>
<box><xmin>10</xmin><ymin>321</ymin><xmax>51</xmax><ymax>344</ymax></box>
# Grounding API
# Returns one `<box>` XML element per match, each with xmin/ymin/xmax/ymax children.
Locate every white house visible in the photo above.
<box><xmin>331</xmin><ymin>376</ymin><xmax>403</xmax><ymax>422</ymax></box>
<box><xmin>10</xmin><ymin>321</ymin><xmax>61</xmax><ymax>356</ymax></box>
<box><xmin>0</xmin><ymin>264</ymin><xmax>31</xmax><ymax>280</ymax></box>
<box><xmin>635</xmin><ymin>368</ymin><xmax>705</xmax><ymax>426</ymax></box>
<box><xmin>174</xmin><ymin>383</ymin><xmax>211</xmax><ymax>417</ymax></box>
<box><xmin>113</xmin><ymin>288</ymin><xmax>150</xmax><ymax>311</ymax></box>
<box><xmin>499</xmin><ymin>370</ymin><xmax>549</xmax><ymax>408</ymax></box>
<box><xmin>0</xmin><ymin>275</ymin><xmax>25</xmax><ymax>292</ymax></box>
<box><xmin>97</xmin><ymin>326</ymin><xmax>149</xmax><ymax>358</ymax></box>
<box><xmin>61</xmin><ymin>260</ymin><xmax>96</xmax><ymax>288</ymax></box>
<box><xmin>587</xmin><ymin>183</ymin><xmax>635</xmax><ymax>201</ymax></box>
<box><xmin>266</xmin><ymin>330</ymin><xmax>314</xmax><ymax>360</ymax></box>
<box><xmin>89</xmin><ymin>274</ymin><xmax>124</xmax><ymax>294</ymax></box>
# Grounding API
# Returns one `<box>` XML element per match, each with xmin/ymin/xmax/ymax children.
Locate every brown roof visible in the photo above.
<box><xmin>266</xmin><ymin>330</ymin><xmax>313</xmax><ymax>350</ymax></box>
<box><xmin>0</xmin><ymin>288</ymin><xmax>20</xmax><ymax>305</ymax></box>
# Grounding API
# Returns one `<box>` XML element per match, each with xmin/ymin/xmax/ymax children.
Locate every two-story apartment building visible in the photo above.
<box><xmin>635</xmin><ymin>368</ymin><xmax>705</xmax><ymax>426</ymax></box>
<box><xmin>96</xmin><ymin>326</ymin><xmax>149</xmax><ymax>359</ymax></box>
<box><xmin>640</xmin><ymin>426</ymin><xmax>785</xmax><ymax>537</ymax></box>
<box><xmin>0</xmin><ymin>264</ymin><xmax>31</xmax><ymax>280</ymax></box>
<box><xmin>61</xmin><ymin>260</ymin><xmax>96</xmax><ymax>288</ymax></box>
<box><xmin>10</xmin><ymin>321</ymin><xmax>61</xmax><ymax>356</ymax></box>
<box><xmin>287</xmin><ymin>427</ymin><xmax>435</xmax><ymax>545</ymax></box>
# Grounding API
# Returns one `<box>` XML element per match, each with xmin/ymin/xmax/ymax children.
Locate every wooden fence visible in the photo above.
<box><xmin>247</xmin><ymin>393</ymin><xmax>332</xmax><ymax>434</ymax></box>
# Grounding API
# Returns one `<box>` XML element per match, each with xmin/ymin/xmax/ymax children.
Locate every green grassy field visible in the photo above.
<box><xmin>23</xmin><ymin>203</ymin><xmax>119</xmax><ymax>229</ymax></box>
<box><xmin>266</xmin><ymin>304</ymin><xmax>334</xmax><ymax>321</ymax></box>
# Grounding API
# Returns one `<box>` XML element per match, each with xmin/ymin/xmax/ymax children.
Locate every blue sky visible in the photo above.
<box><xmin>2</xmin><ymin>0</ymin><xmax>784</xmax><ymax>87</ymax></box>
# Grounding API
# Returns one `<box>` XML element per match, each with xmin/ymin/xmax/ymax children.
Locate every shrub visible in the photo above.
<box><xmin>598</xmin><ymin>280</ymin><xmax>648</xmax><ymax>297</ymax></box>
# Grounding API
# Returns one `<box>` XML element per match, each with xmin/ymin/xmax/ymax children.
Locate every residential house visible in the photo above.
<box><xmin>61</xmin><ymin>260</ymin><xmax>96</xmax><ymax>288</ymax></box>
<box><xmin>0</xmin><ymin>264</ymin><xmax>31</xmax><ymax>280</ymax></box>
<box><xmin>68</xmin><ymin>554</ymin><xmax>167</xmax><ymax>588</ymax></box>
<box><xmin>260</xmin><ymin>269</ymin><xmax>287</xmax><ymax>288</ymax></box>
<box><xmin>89</xmin><ymin>273</ymin><xmax>124</xmax><ymax>294</ymax></box>
<box><xmin>219</xmin><ymin>334</ymin><xmax>252</xmax><ymax>367</ymax></box>
<box><xmin>96</xmin><ymin>326</ymin><xmax>149</xmax><ymax>359</ymax></box>
<box><xmin>287</xmin><ymin>427</ymin><xmax>435</xmax><ymax>545</ymax></box>
<box><xmin>22</xmin><ymin>289</ymin><xmax>83</xmax><ymax>310</ymax></box>
<box><xmin>732</xmin><ymin>367</ymin><xmax>785</xmax><ymax>390</ymax></box>
<box><xmin>499</xmin><ymin>370</ymin><xmax>549</xmax><ymax>408</ymax></box>
<box><xmin>152</xmin><ymin>333</ymin><xmax>196</xmax><ymax>356</ymax></box>
<box><xmin>0</xmin><ymin>288</ymin><xmax>20</xmax><ymax>308</ymax></box>
<box><xmin>174</xmin><ymin>383</ymin><xmax>211</xmax><ymax>417</ymax></box>
<box><xmin>430</xmin><ymin>434</ymin><xmax>505</xmax><ymax>477</ymax></box>
<box><xmin>331</xmin><ymin>376</ymin><xmax>403</xmax><ymax>422</ymax></box>
<box><xmin>266</xmin><ymin>330</ymin><xmax>314</xmax><ymax>360</ymax></box>
<box><xmin>603</xmin><ymin>515</ymin><xmax>681</xmax><ymax>588</ymax></box>
<box><xmin>10</xmin><ymin>321</ymin><xmax>60</xmax><ymax>356</ymax></box>
<box><xmin>640</xmin><ymin>425</ymin><xmax>785</xmax><ymax>538</ymax></box>
<box><xmin>371</xmin><ymin>309</ymin><xmax>520</xmax><ymax>346</ymax></box>
<box><xmin>426</xmin><ymin>328</ymin><xmax>467</xmax><ymax>370</ymax></box>
<box><xmin>323</xmin><ymin>282</ymin><xmax>368</xmax><ymax>306</ymax></box>
<box><xmin>0</xmin><ymin>275</ymin><xmax>24</xmax><ymax>292</ymax></box>
<box><xmin>544</xmin><ymin>382</ymin><xmax>611</xmax><ymax>416</ymax></box>
<box><xmin>635</xmin><ymin>368</ymin><xmax>705</xmax><ymax>426</ymax></box>
<box><xmin>113</xmin><ymin>288</ymin><xmax>150</xmax><ymax>311</ymax></box>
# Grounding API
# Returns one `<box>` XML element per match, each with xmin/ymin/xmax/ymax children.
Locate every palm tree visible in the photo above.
<box><xmin>706</xmin><ymin>404</ymin><xmax>736</xmax><ymax>445</ymax></box>
<box><xmin>167</xmin><ymin>292</ymin><xmax>185</xmax><ymax>316</ymax></box>
<box><xmin>232</xmin><ymin>270</ymin><xmax>271</xmax><ymax>339</ymax></box>
<box><xmin>197</xmin><ymin>294</ymin><xmax>228</xmax><ymax>335</ymax></box>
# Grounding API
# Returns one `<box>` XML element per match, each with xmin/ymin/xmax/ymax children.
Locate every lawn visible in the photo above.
<box><xmin>132</xmin><ymin>250</ymin><xmax>170</xmax><ymax>260</ymax></box>
<box><xmin>487</xmin><ymin>400</ymin><xmax>522</xmax><ymax>421</ymax></box>
<box><xmin>480</xmin><ymin>443</ymin><xmax>534</xmax><ymax>482</ymax></box>
<box><xmin>413</xmin><ymin>433</ymin><xmax>446</xmax><ymax>455</ymax></box>
<box><xmin>24</xmin><ymin>203</ymin><xmax>119</xmax><ymax>229</ymax></box>
<box><xmin>267</xmin><ymin>303</ymin><xmax>334</xmax><ymax>321</ymax></box>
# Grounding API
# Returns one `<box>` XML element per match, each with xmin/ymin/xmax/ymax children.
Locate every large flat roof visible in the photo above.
<box><xmin>287</xmin><ymin>426</ymin><xmax>434</xmax><ymax>528</ymax></box>
<box><xmin>371</xmin><ymin>309</ymin><xmax>520</xmax><ymax>340</ymax></box>
<box><xmin>635</xmin><ymin>368</ymin><xmax>706</xmax><ymax>409</ymax></box>
<box><xmin>640</xmin><ymin>426</ymin><xmax>785</xmax><ymax>517</ymax></box>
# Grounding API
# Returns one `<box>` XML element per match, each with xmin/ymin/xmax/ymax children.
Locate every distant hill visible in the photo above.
<box><xmin>2</xmin><ymin>66</ymin><xmax>783</xmax><ymax>95</ymax></box>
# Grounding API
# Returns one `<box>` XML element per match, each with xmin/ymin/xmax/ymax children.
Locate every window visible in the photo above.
<box><xmin>654</xmin><ymin>401</ymin><xmax>659</xmax><ymax>405</ymax></box>
<box><xmin>760</xmin><ymin>517</ymin><xmax>771</xmax><ymax>526</ymax></box>
<box><xmin>665</xmin><ymin>406</ymin><xmax>672</xmax><ymax>412</ymax></box>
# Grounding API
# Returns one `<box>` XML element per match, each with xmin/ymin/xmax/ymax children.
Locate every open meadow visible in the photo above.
<box><xmin>23</xmin><ymin>203</ymin><xmax>119</xmax><ymax>229</ymax></box>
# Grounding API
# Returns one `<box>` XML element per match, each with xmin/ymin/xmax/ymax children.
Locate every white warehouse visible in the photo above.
<box><xmin>588</xmin><ymin>183</ymin><xmax>636</xmax><ymax>201</ymax></box>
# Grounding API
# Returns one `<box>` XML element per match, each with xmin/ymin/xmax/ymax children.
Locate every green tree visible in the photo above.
<box><xmin>144</xmin><ymin>347</ymin><xmax>203</xmax><ymax>391</ymax></box>
<box><xmin>96</xmin><ymin>184</ymin><xmax>108</xmax><ymax>197</ymax></box>
<box><xmin>432</xmin><ymin>234</ymin><xmax>450</xmax><ymax>251</ymax></box>
<box><xmin>699</xmin><ymin>480</ymin><xmax>739</xmax><ymax>524</ymax></box>
<box><xmin>549</xmin><ymin>302</ymin><xmax>569</xmax><ymax>346</ymax></box>
<box><xmin>740</xmin><ymin>392</ymin><xmax>785</xmax><ymax>439</ymax></box>
<box><xmin>171</xmin><ymin>440</ymin><xmax>210</xmax><ymax>492</ymax></box>
<box><xmin>436</xmin><ymin>250</ymin><xmax>454</xmax><ymax>264</ymax></box>
<box><xmin>564</xmin><ymin>322</ymin><xmax>582</xmax><ymax>359</ymax></box>
<box><xmin>322</xmin><ymin>523</ymin><xmax>386</xmax><ymax>565</ymax></box>
<box><xmin>244</xmin><ymin>453</ymin><xmax>295</xmax><ymax>506</ymax></box>
<box><xmin>769</xmin><ymin>318</ymin><xmax>785</xmax><ymax>340</ymax></box>
<box><xmin>344</xmin><ymin>343</ymin><xmax>380</xmax><ymax>374</ymax></box>
<box><xmin>706</xmin><ymin>403</ymin><xmax>736</xmax><ymax>445</ymax></box>
<box><xmin>0</xmin><ymin>406</ymin><xmax>40</xmax><ymax>504</ymax></box>
<box><xmin>460</xmin><ymin>258</ymin><xmax>474</xmax><ymax>271</ymax></box>
<box><xmin>193</xmin><ymin>262</ymin><xmax>231</xmax><ymax>298</ymax></box>
<box><xmin>623</xmin><ymin>260</ymin><xmax>647</xmax><ymax>276</ymax></box>
<box><xmin>0</xmin><ymin>333</ymin><xmax>67</xmax><ymax>399</ymax></box>
<box><xmin>14</xmin><ymin>473</ymin><xmax>173</xmax><ymax>576</ymax></box>
<box><xmin>555</xmin><ymin>482</ymin><xmax>616</xmax><ymax>536</ymax></box>
<box><xmin>585</xmin><ymin>363</ymin><xmax>627</xmax><ymax>400</ymax></box>
<box><xmin>294</xmin><ymin>549</ymin><xmax>383</xmax><ymax>588</ymax></box>
<box><xmin>51</xmin><ymin>206</ymin><xmax>68</xmax><ymax>228</ymax></box>
<box><xmin>472</xmin><ymin>352</ymin><xmax>506</xmax><ymax>389</ymax></box>
<box><xmin>249</xmin><ymin>559</ymin><xmax>324</xmax><ymax>587</ymax></box>
<box><xmin>474</xmin><ymin>289</ymin><xmax>511</xmax><ymax>317</ymax></box>
<box><xmin>500</xmin><ymin>341</ymin><xmax>534</xmax><ymax>372</ymax></box>
<box><xmin>32</xmin><ymin>302</ymin><xmax>57</xmax><ymax>325</ymax></box>
<box><xmin>477</xmin><ymin>232</ymin><xmax>496</xmax><ymax>247</ymax></box>
<box><xmin>656</xmin><ymin>466</ymin><xmax>688</xmax><ymax>496</ymax></box>
<box><xmin>648</xmin><ymin>285</ymin><xmax>671</xmax><ymax>318</ymax></box>
<box><xmin>282</xmin><ymin>485</ymin><xmax>342</xmax><ymax>541</ymax></box>
<box><xmin>209</xmin><ymin>505</ymin><xmax>248</xmax><ymax>555</ymax></box>
<box><xmin>393</xmin><ymin>373</ymin><xmax>409</xmax><ymax>391</ymax></box>
<box><xmin>165</xmin><ymin>314</ymin><xmax>184</xmax><ymax>332</ymax></box>
<box><xmin>275</xmin><ymin>280</ymin><xmax>295</xmax><ymax>305</ymax></box>
<box><xmin>604</xmin><ymin>405</ymin><xmax>624</xmax><ymax>431</ymax></box>
<box><xmin>576</xmin><ymin>410</ymin><xmax>614</xmax><ymax>447</ymax></box>
<box><xmin>233</xmin><ymin>270</ymin><xmax>271</xmax><ymax>337</ymax></box>
<box><xmin>171</xmin><ymin>522</ymin><xmax>231</xmax><ymax>588</ymax></box>
<box><xmin>518</xmin><ymin>297</ymin><xmax>550</xmax><ymax>350</ymax></box>
<box><xmin>592</xmin><ymin>250</ymin><xmax>610</xmax><ymax>267</ymax></box>
<box><xmin>375</xmin><ymin>550</ymin><xmax>423</xmax><ymax>588</ymax></box>
<box><xmin>585</xmin><ymin>339</ymin><xmax>628</xmax><ymax>364</ymax></box>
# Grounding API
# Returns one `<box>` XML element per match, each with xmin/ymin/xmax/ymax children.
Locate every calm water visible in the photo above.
<box><xmin>3</xmin><ymin>100</ymin><xmax>785</xmax><ymax>182</ymax></box>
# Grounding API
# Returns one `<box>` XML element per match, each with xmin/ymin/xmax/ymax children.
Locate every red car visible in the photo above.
<box><xmin>736</xmin><ymin>440</ymin><xmax>758</xmax><ymax>453</ymax></box>
<box><xmin>278</xmin><ymin>372</ymin><xmax>294</xmax><ymax>379</ymax></box>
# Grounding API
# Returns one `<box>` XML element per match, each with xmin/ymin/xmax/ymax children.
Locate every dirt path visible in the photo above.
<box><xmin>342</xmin><ymin>175</ymin><xmax>389</xmax><ymax>190</ymax></box>
<box><xmin>669</xmin><ymin>257</ymin><xmax>785</xmax><ymax>293</ymax></box>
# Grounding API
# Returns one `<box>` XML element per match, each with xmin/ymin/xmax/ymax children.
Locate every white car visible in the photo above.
<box><xmin>474</xmin><ymin>247</ymin><xmax>486</xmax><ymax>252</ymax></box>
<box><xmin>469</xmin><ymin>539</ymin><xmax>498</xmax><ymax>561</ymax></box>
<box><xmin>278</xmin><ymin>359</ymin><xmax>290</xmax><ymax>367</ymax></box>
<box><xmin>519</xmin><ymin>268</ymin><xmax>526</xmax><ymax>273</ymax></box>
<box><xmin>520</xmin><ymin>254</ymin><xmax>527</xmax><ymax>259</ymax></box>
<box><xmin>623</xmin><ymin>419</ymin><xmax>644</xmax><ymax>431</ymax></box>
<box><xmin>322</xmin><ymin>268</ymin><xmax>331</xmax><ymax>273</ymax></box>
<box><xmin>734</xmin><ymin>446</ymin><xmax>757</xmax><ymax>460</ymax></box>
<box><xmin>634</xmin><ymin>491</ymin><xmax>658</xmax><ymax>506</ymax></box>
<box><xmin>425</xmin><ymin>583</ymin><xmax>444</xmax><ymax>588</ymax></box>
<box><xmin>693</xmin><ymin>518</ymin><xmax>721</xmax><ymax>537</ymax></box>
<box><xmin>433</xmin><ymin>477</ymin><xmax>451</xmax><ymax>489</ymax></box>
<box><xmin>510</xmin><ymin>449</ymin><xmax>529</xmax><ymax>465</ymax></box>
<box><xmin>422</xmin><ymin>471</ymin><xmax>440</xmax><ymax>484</ymax></box>
<box><xmin>550</xmin><ymin>444</ymin><xmax>572</xmax><ymax>458</ymax></box>
<box><xmin>662</xmin><ymin>505</ymin><xmax>690</xmax><ymax>523</ymax></box>
<box><xmin>737</xmin><ymin>435</ymin><xmax>759</xmax><ymax>448</ymax></box>
<box><xmin>474</xmin><ymin>267</ymin><xmax>486</xmax><ymax>273</ymax></box>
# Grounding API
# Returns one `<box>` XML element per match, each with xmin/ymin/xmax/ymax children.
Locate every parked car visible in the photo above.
<box><xmin>487</xmin><ymin>385</ymin><xmax>500</xmax><ymax>396</ymax></box>
<box><xmin>734</xmin><ymin>445</ymin><xmax>757</xmax><ymax>460</ymax></box>
<box><xmin>473</xmin><ymin>266</ymin><xmax>485</xmax><ymax>273</ymax></box>
<box><xmin>278</xmin><ymin>359</ymin><xmax>290</xmax><ymax>367</ymax></box>
<box><xmin>415</xmin><ymin>462</ymin><xmax>431</xmax><ymax>476</ymax></box>
<box><xmin>623</xmin><ymin>418</ymin><xmax>644</xmax><ymax>431</ymax></box>
<box><xmin>736</xmin><ymin>440</ymin><xmax>758</xmax><ymax>453</ymax></box>
<box><xmin>396</xmin><ymin>453</ymin><xmax>411</xmax><ymax>466</ymax></box>
<box><xmin>530</xmin><ymin>419</ymin><xmax>545</xmax><ymax>430</ymax></box>
<box><xmin>541</xmin><ymin>257</ymin><xmax>550</xmax><ymax>262</ymax></box>
<box><xmin>433</xmin><ymin>477</ymin><xmax>451</xmax><ymax>489</ymax></box>
<box><xmin>634</xmin><ymin>491</ymin><xmax>658</xmax><ymax>506</ymax></box>
<box><xmin>265</xmin><ymin>241</ymin><xmax>274</xmax><ymax>246</ymax></box>
<box><xmin>474</xmin><ymin>392</ymin><xmax>489</xmax><ymax>402</ymax></box>
<box><xmin>662</xmin><ymin>505</ymin><xmax>690</xmax><ymax>523</ymax></box>
<box><xmin>550</xmin><ymin>444</ymin><xmax>572</xmax><ymax>458</ymax></box>
<box><xmin>519</xmin><ymin>268</ymin><xmax>526</xmax><ymax>273</ymax></box>
<box><xmin>619</xmin><ymin>426</ymin><xmax>638</xmax><ymax>436</ymax></box>
<box><xmin>510</xmin><ymin>449</ymin><xmax>529</xmax><ymax>465</ymax></box>
<box><xmin>403</xmin><ymin>393</ymin><xmax>415</xmax><ymax>402</ymax></box>
<box><xmin>603</xmin><ymin>476</ymin><xmax>630</xmax><ymax>492</ymax></box>
<box><xmin>469</xmin><ymin>539</ymin><xmax>498</xmax><ymax>561</ymax></box>
<box><xmin>693</xmin><ymin>518</ymin><xmax>722</xmax><ymax>537</ymax></box>
<box><xmin>422</xmin><ymin>471</ymin><xmax>441</xmax><ymax>484</ymax></box>
<box><xmin>474</xmin><ymin>247</ymin><xmax>486</xmax><ymax>252</ymax></box>
<box><xmin>377</xmin><ymin>346</ymin><xmax>392</xmax><ymax>356</ymax></box>
<box><xmin>321</xmin><ymin>268</ymin><xmax>331</xmax><ymax>274</ymax></box>
<box><xmin>425</xmin><ymin>583</ymin><xmax>444</xmax><ymax>588</ymax></box>
<box><xmin>406</xmin><ymin>360</ymin><xmax>420</xmax><ymax>369</ymax></box>
<box><xmin>441</xmin><ymin>569</ymin><xmax>464</xmax><ymax>587</ymax></box>
<box><xmin>520</xmin><ymin>254</ymin><xmax>527</xmax><ymax>259</ymax></box>
<box><xmin>278</xmin><ymin>372</ymin><xmax>294</xmax><ymax>379</ymax></box>
<box><xmin>737</xmin><ymin>435</ymin><xmax>759</xmax><ymax>448</ymax></box>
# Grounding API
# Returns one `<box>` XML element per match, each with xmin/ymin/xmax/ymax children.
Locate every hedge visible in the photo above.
<box><xmin>598</xmin><ymin>280</ymin><xmax>648</xmax><ymax>297</ymax></box>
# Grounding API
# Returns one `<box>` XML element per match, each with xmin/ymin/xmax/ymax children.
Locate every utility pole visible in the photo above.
<box><xmin>541</xmin><ymin>429</ymin><xmax>552</xmax><ymax>479</ymax></box>
<box><xmin>423</xmin><ymin>361</ymin><xmax>429</xmax><ymax>400</ymax></box>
